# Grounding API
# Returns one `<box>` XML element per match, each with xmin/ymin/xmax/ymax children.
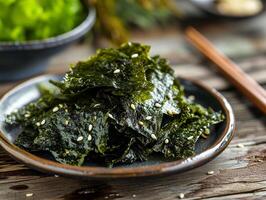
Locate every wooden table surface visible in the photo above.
<box><xmin>1</xmin><ymin>7</ymin><xmax>266</xmax><ymax>200</ymax></box>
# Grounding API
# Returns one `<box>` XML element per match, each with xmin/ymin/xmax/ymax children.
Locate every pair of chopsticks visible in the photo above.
<box><xmin>185</xmin><ymin>27</ymin><xmax>266</xmax><ymax>114</ymax></box>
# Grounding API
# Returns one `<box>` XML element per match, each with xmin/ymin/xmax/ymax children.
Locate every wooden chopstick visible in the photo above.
<box><xmin>185</xmin><ymin>27</ymin><xmax>266</xmax><ymax>114</ymax></box>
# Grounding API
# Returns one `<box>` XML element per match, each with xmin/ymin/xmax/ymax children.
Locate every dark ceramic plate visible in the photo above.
<box><xmin>190</xmin><ymin>0</ymin><xmax>265</xmax><ymax>19</ymax></box>
<box><xmin>0</xmin><ymin>75</ymin><xmax>235</xmax><ymax>179</ymax></box>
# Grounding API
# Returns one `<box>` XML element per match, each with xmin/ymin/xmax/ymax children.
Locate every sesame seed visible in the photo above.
<box><xmin>188</xmin><ymin>95</ymin><xmax>195</xmax><ymax>101</ymax></box>
<box><xmin>204</xmin><ymin>129</ymin><xmax>210</xmax><ymax>135</ymax></box>
<box><xmin>145</xmin><ymin>116</ymin><xmax>152</xmax><ymax>120</ymax></box>
<box><xmin>179</xmin><ymin>193</ymin><xmax>185</xmax><ymax>199</ymax></box>
<box><xmin>77</xmin><ymin>136</ymin><xmax>83</xmax><ymax>142</ymax></box>
<box><xmin>54</xmin><ymin>174</ymin><xmax>59</xmax><ymax>177</ymax></box>
<box><xmin>65</xmin><ymin>149</ymin><xmax>70</xmax><ymax>154</ymax></box>
<box><xmin>207</xmin><ymin>170</ymin><xmax>214</xmax><ymax>175</ymax></box>
<box><xmin>94</xmin><ymin>116</ymin><xmax>97</xmax><ymax>120</ymax></box>
<box><xmin>113</xmin><ymin>69</ymin><xmax>121</xmax><ymax>74</ymax></box>
<box><xmin>132</xmin><ymin>194</ymin><xmax>136</xmax><ymax>198</ymax></box>
<box><xmin>155</xmin><ymin>103</ymin><xmax>162</xmax><ymax>108</ymax></box>
<box><xmin>108</xmin><ymin>113</ymin><xmax>114</xmax><ymax>119</ymax></box>
<box><xmin>131</xmin><ymin>53</ymin><xmax>138</xmax><ymax>58</ymax></box>
<box><xmin>165</xmin><ymin>139</ymin><xmax>169</xmax><ymax>144</ymax></box>
<box><xmin>40</xmin><ymin>119</ymin><xmax>46</xmax><ymax>125</ymax></box>
<box><xmin>151</xmin><ymin>134</ymin><xmax>157</xmax><ymax>140</ymax></box>
<box><xmin>59</xmin><ymin>104</ymin><xmax>63</xmax><ymax>108</ymax></box>
<box><xmin>65</xmin><ymin>120</ymin><xmax>69</xmax><ymax>125</ymax></box>
<box><xmin>89</xmin><ymin>124</ymin><xmax>93</xmax><ymax>131</ymax></box>
<box><xmin>237</xmin><ymin>143</ymin><xmax>245</xmax><ymax>148</ymax></box>
<box><xmin>36</xmin><ymin>122</ymin><xmax>41</xmax><ymax>126</ymax></box>
<box><xmin>130</xmin><ymin>104</ymin><xmax>136</xmax><ymax>110</ymax></box>
<box><xmin>128</xmin><ymin>42</ymin><xmax>132</xmax><ymax>46</ymax></box>
<box><xmin>187</xmin><ymin>136</ymin><xmax>193</xmax><ymax>140</ymax></box>
<box><xmin>94</xmin><ymin>103</ymin><xmax>100</xmax><ymax>108</ymax></box>
<box><xmin>88</xmin><ymin>134</ymin><xmax>92</xmax><ymax>141</ymax></box>
<box><xmin>138</xmin><ymin>121</ymin><xmax>144</xmax><ymax>126</ymax></box>
<box><xmin>171</xmin><ymin>110</ymin><xmax>179</xmax><ymax>115</ymax></box>
<box><xmin>167</xmin><ymin>110</ymin><xmax>173</xmax><ymax>115</ymax></box>
<box><xmin>24</xmin><ymin>113</ymin><xmax>31</xmax><ymax>118</ymax></box>
<box><xmin>201</xmin><ymin>134</ymin><xmax>208</xmax><ymax>139</ymax></box>
<box><xmin>53</xmin><ymin>107</ymin><xmax>59</xmax><ymax>112</ymax></box>
<box><xmin>26</xmin><ymin>193</ymin><xmax>33</xmax><ymax>197</ymax></box>
<box><xmin>167</xmin><ymin>93</ymin><xmax>171</xmax><ymax>99</ymax></box>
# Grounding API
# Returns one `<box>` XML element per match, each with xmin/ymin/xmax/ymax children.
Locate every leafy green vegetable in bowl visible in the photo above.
<box><xmin>6</xmin><ymin>43</ymin><xmax>224</xmax><ymax>167</ymax></box>
<box><xmin>0</xmin><ymin>0</ymin><xmax>85</xmax><ymax>42</ymax></box>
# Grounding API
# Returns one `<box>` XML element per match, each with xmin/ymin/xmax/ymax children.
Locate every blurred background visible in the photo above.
<box><xmin>0</xmin><ymin>0</ymin><xmax>265</xmax><ymax>90</ymax></box>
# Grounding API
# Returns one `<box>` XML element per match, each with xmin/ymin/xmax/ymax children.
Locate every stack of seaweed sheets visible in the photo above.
<box><xmin>6</xmin><ymin>43</ymin><xmax>223</xmax><ymax>167</ymax></box>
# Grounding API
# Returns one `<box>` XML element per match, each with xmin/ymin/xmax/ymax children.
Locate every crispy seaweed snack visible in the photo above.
<box><xmin>6</xmin><ymin>43</ymin><xmax>223</xmax><ymax>167</ymax></box>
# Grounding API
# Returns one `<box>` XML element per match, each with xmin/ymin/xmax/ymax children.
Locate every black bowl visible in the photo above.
<box><xmin>0</xmin><ymin>8</ymin><xmax>95</xmax><ymax>82</ymax></box>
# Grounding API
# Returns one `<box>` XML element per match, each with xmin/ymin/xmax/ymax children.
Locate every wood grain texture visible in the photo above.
<box><xmin>185</xmin><ymin>27</ymin><xmax>266</xmax><ymax>113</ymax></box>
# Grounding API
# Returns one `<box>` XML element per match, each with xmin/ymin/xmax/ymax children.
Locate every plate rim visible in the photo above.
<box><xmin>0</xmin><ymin>75</ymin><xmax>235</xmax><ymax>179</ymax></box>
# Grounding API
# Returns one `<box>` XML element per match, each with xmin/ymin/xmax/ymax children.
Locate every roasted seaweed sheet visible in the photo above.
<box><xmin>6</xmin><ymin>43</ymin><xmax>224</xmax><ymax>167</ymax></box>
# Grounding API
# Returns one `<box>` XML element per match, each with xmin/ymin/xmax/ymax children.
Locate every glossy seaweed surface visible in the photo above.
<box><xmin>5</xmin><ymin>43</ymin><xmax>224</xmax><ymax>167</ymax></box>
